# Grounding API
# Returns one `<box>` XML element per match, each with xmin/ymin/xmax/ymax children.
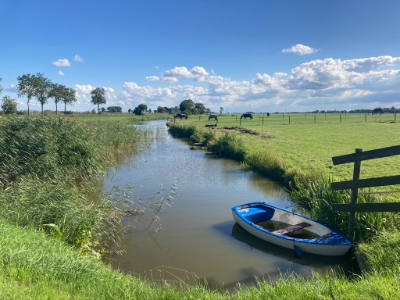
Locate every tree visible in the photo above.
<box><xmin>107</xmin><ymin>106</ymin><xmax>122</xmax><ymax>113</ymax></box>
<box><xmin>133</xmin><ymin>104</ymin><xmax>148</xmax><ymax>115</ymax></box>
<box><xmin>157</xmin><ymin>106</ymin><xmax>166</xmax><ymax>113</ymax></box>
<box><xmin>179</xmin><ymin>99</ymin><xmax>194</xmax><ymax>112</ymax></box>
<box><xmin>101</xmin><ymin>107</ymin><xmax>106</xmax><ymax>112</ymax></box>
<box><xmin>195</xmin><ymin>102</ymin><xmax>207</xmax><ymax>114</ymax></box>
<box><xmin>48</xmin><ymin>83</ymin><xmax>66</xmax><ymax>115</ymax></box>
<box><xmin>62</xmin><ymin>88</ymin><xmax>77</xmax><ymax>112</ymax></box>
<box><xmin>32</xmin><ymin>73</ymin><xmax>52</xmax><ymax>114</ymax></box>
<box><xmin>17</xmin><ymin>74</ymin><xmax>36</xmax><ymax>115</ymax></box>
<box><xmin>1</xmin><ymin>96</ymin><xmax>18</xmax><ymax>114</ymax></box>
<box><xmin>220</xmin><ymin>107</ymin><xmax>224</xmax><ymax>114</ymax></box>
<box><xmin>90</xmin><ymin>88</ymin><xmax>107</xmax><ymax>113</ymax></box>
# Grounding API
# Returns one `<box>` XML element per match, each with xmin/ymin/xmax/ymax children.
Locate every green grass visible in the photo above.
<box><xmin>1</xmin><ymin>114</ymin><xmax>400</xmax><ymax>298</ymax></box>
<box><xmin>1</xmin><ymin>218</ymin><xmax>400</xmax><ymax>300</ymax></box>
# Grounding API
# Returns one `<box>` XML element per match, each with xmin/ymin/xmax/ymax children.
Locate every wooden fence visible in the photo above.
<box><xmin>331</xmin><ymin>145</ymin><xmax>400</xmax><ymax>239</ymax></box>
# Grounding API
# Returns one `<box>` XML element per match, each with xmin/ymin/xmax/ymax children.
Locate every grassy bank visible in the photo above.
<box><xmin>2</xmin><ymin>218</ymin><xmax>400</xmax><ymax>299</ymax></box>
<box><xmin>0</xmin><ymin>115</ymin><xmax>142</xmax><ymax>254</ymax></box>
<box><xmin>167</xmin><ymin>118</ymin><xmax>400</xmax><ymax>244</ymax></box>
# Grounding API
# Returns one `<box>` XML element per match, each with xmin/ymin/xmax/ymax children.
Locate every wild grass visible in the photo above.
<box><xmin>0</xmin><ymin>115</ymin><xmax>142</xmax><ymax>254</ymax></box>
<box><xmin>1</xmin><ymin>217</ymin><xmax>400</xmax><ymax>299</ymax></box>
<box><xmin>357</xmin><ymin>231</ymin><xmax>400</xmax><ymax>275</ymax></box>
<box><xmin>207</xmin><ymin>133</ymin><xmax>247</xmax><ymax>161</ymax></box>
<box><xmin>290</xmin><ymin>177</ymin><xmax>400</xmax><ymax>242</ymax></box>
<box><xmin>167</xmin><ymin>122</ymin><xmax>197</xmax><ymax>138</ymax></box>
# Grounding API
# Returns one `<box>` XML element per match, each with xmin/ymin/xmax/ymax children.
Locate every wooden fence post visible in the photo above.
<box><xmin>314</xmin><ymin>115</ymin><xmax>316</xmax><ymax>124</ymax></box>
<box><xmin>348</xmin><ymin>148</ymin><xmax>362</xmax><ymax>239</ymax></box>
<box><xmin>340</xmin><ymin>114</ymin><xmax>342</xmax><ymax>123</ymax></box>
<box><xmin>289</xmin><ymin>116</ymin><xmax>291</xmax><ymax>124</ymax></box>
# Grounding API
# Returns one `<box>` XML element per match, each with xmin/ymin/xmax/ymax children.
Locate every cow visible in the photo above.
<box><xmin>240</xmin><ymin>113</ymin><xmax>253</xmax><ymax>120</ymax></box>
<box><xmin>208</xmin><ymin>114</ymin><xmax>218</xmax><ymax>122</ymax></box>
<box><xmin>174</xmin><ymin>113</ymin><xmax>188</xmax><ymax>120</ymax></box>
<box><xmin>372</xmin><ymin>108</ymin><xmax>383</xmax><ymax>115</ymax></box>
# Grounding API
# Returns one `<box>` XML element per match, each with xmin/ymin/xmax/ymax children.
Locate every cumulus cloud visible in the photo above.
<box><xmin>162</xmin><ymin>77</ymin><xmax>179</xmax><ymax>84</ymax></box>
<box><xmin>73</xmin><ymin>55</ymin><xmax>84</xmax><ymax>62</ymax></box>
<box><xmin>146</xmin><ymin>76</ymin><xmax>160</xmax><ymax>82</ymax></box>
<box><xmin>52</xmin><ymin>59</ymin><xmax>71</xmax><ymax>67</ymax></box>
<box><xmin>282</xmin><ymin>44</ymin><xmax>318</xmax><ymax>55</ymax></box>
<box><xmin>163</xmin><ymin>66</ymin><xmax>209</xmax><ymax>79</ymax></box>
<box><xmin>70</xmin><ymin>56</ymin><xmax>400</xmax><ymax>112</ymax></box>
<box><xmin>58</xmin><ymin>70</ymin><xmax>64</xmax><ymax>76</ymax></box>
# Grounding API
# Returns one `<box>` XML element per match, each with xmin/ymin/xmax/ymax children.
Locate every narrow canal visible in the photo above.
<box><xmin>107</xmin><ymin>120</ymin><xmax>350</xmax><ymax>290</ymax></box>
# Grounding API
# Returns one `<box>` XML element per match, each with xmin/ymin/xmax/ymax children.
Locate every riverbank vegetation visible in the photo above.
<box><xmin>1</xmin><ymin>113</ymin><xmax>400</xmax><ymax>299</ymax></box>
<box><xmin>166</xmin><ymin>114</ymin><xmax>400</xmax><ymax>295</ymax></box>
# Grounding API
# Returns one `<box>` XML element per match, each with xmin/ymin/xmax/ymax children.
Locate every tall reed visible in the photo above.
<box><xmin>0</xmin><ymin>115</ymin><xmax>141</xmax><ymax>254</ymax></box>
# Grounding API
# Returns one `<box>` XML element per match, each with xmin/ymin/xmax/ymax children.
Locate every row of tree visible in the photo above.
<box><xmin>15</xmin><ymin>73</ymin><xmax>77</xmax><ymax>115</ymax></box>
<box><xmin>2</xmin><ymin>74</ymin><xmax>210</xmax><ymax>115</ymax></box>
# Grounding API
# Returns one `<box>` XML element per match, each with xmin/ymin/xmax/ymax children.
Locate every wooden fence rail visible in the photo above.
<box><xmin>331</xmin><ymin>145</ymin><xmax>400</xmax><ymax>239</ymax></box>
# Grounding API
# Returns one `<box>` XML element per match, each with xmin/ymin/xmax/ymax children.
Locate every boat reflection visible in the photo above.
<box><xmin>231</xmin><ymin>223</ymin><xmax>350</xmax><ymax>272</ymax></box>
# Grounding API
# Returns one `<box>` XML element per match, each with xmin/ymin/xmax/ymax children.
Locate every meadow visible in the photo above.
<box><xmin>1</xmin><ymin>113</ymin><xmax>400</xmax><ymax>299</ymax></box>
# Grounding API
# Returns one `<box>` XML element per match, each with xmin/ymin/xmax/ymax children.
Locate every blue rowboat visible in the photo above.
<box><xmin>232</xmin><ymin>202</ymin><xmax>353</xmax><ymax>256</ymax></box>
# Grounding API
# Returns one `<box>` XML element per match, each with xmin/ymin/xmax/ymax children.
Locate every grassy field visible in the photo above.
<box><xmin>176</xmin><ymin>113</ymin><xmax>400</xmax><ymax>181</ymax></box>
<box><xmin>1</xmin><ymin>113</ymin><xmax>400</xmax><ymax>299</ymax></box>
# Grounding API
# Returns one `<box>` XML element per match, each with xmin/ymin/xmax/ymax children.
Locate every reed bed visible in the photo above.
<box><xmin>0</xmin><ymin>115</ymin><xmax>141</xmax><ymax>253</ymax></box>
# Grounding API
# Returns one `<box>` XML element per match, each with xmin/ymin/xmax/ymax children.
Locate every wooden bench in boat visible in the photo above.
<box><xmin>272</xmin><ymin>222</ymin><xmax>311</xmax><ymax>236</ymax></box>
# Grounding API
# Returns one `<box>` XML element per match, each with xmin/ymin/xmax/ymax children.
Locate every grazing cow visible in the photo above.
<box><xmin>174</xmin><ymin>113</ymin><xmax>188</xmax><ymax>120</ymax></box>
<box><xmin>372</xmin><ymin>108</ymin><xmax>384</xmax><ymax>115</ymax></box>
<box><xmin>266</xmin><ymin>113</ymin><xmax>270</xmax><ymax>117</ymax></box>
<box><xmin>240</xmin><ymin>113</ymin><xmax>253</xmax><ymax>120</ymax></box>
<box><xmin>208</xmin><ymin>114</ymin><xmax>218</xmax><ymax>122</ymax></box>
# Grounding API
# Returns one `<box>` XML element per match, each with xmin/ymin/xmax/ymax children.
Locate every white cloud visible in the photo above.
<box><xmin>282</xmin><ymin>44</ymin><xmax>318</xmax><ymax>55</ymax></box>
<box><xmin>58</xmin><ymin>70</ymin><xmax>64</xmax><ymax>76</ymax></box>
<box><xmin>52</xmin><ymin>59</ymin><xmax>71</xmax><ymax>67</ymax></box>
<box><xmin>73</xmin><ymin>55</ymin><xmax>84</xmax><ymax>62</ymax></box>
<box><xmin>103</xmin><ymin>87</ymin><xmax>114</xmax><ymax>93</ymax></box>
<box><xmin>4</xmin><ymin>84</ymin><xmax>18</xmax><ymax>93</ymax></box>
<box><xmin>75</xmin><ymin>84</ymin><xmax>94</xmax><ymax>94</ymax></box>
<box><xmin>162</xmin><ymin>77</ymin><xmax>179</xmax><ymax>84</ymax></box>
<box><xmin>68</xmin><ymin>56</ymin><xmax>400</xmax><ymax>112</ymax></box>
<box><xmin>146</xmin><ymin>76</ymin><xmax>160</xmax><ymax>82</ymax></box>
<box><xmin>163</xmin><ymin>66</ymin><xmax>209</xmax><ymax>79</ymax></box>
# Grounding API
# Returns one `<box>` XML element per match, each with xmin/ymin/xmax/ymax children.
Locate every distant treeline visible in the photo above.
<box><xmin>269</xmin><ymin>107</ymin><xmax>399</xmax><ymax>114</ymax></box>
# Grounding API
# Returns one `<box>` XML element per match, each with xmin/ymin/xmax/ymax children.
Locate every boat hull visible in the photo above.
<box><xmin>232</xmin><ymin>202</ymin><xmax>352</xmax><ymax>256</ymax></box>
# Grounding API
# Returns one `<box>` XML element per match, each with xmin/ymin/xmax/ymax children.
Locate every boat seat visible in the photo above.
<box><xmin>272</xmin><ymin>222</ymin><xmax>311</xmax><ymax>236</ymax></box>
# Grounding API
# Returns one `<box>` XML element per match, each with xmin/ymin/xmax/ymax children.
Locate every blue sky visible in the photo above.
<box><xmin>1</xmin><ymin>0</ymin><xmax>400</xmax><ymax>112</ymax></box>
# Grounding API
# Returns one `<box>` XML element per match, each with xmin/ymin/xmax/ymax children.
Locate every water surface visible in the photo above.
<box><xmin>107</xmin><ymin>120</ymin><xmax>351</xmax><ymax>290</ymax></box>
